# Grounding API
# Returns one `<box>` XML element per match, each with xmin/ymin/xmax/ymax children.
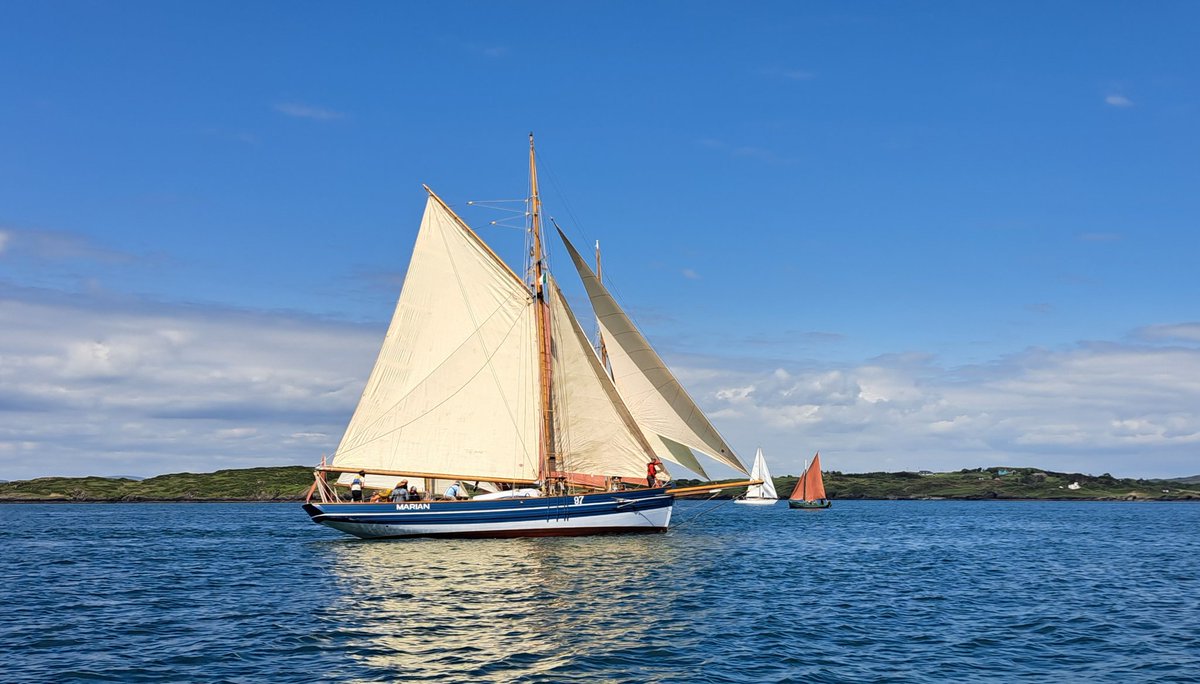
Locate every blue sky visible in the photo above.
<box><xmin>2</xmin><ymin>2</ymin><xmax>1198</xmax><ymax>479</ymax></box>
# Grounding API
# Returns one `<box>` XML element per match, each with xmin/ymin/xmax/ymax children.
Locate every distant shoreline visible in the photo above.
<box><xmin>0</xmin><ymin>498</ymin><xmax>304</xmax><ymax>504</ymax></box>
<box><xmin>2</xmin><ymin>465</ymin><xmax>1197</xmax><ymax>503</ymax></box>
<box><xmin>3</xmin><ymin>495</ymin><xmax>1198</xmax><ymax>505</ymax></box>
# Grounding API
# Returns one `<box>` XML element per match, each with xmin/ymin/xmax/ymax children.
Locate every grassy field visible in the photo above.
<box><xmin>0</xmin><ymin>466</ymin><xmax>314</xmax><ymax>502</ymax></box>
<box><xmin>2</xmin><ymin>465</ymin><xmax>1198</xmax><ymax>502</ymax></box>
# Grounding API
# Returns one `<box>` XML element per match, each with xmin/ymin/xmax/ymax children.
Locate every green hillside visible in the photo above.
<box><xmin>676</xmin><ymin>466</ymin><xmax>1200</xmax><ymax>501</ymax></box>
<box><xmin>0</xmin><ymin>466</ymin><xmax>313</xmax><ymax>502</ymax></box>
<box><xmin>2</xmin><ymin>464</ymin><xmax>1198</xmax><ymax>502</ymax></box>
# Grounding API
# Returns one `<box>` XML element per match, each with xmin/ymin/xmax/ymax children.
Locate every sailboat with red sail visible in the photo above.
<box><xmin>788</xmin><ymin>453</ymin><xmax>831</xmax><ymax>509</ymax></box>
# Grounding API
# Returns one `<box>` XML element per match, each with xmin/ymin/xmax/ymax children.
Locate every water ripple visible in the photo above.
<box><xmin>2</xmin><ymin>500</ymin><xmax>1198</xmax><ymax>682</ymax></box>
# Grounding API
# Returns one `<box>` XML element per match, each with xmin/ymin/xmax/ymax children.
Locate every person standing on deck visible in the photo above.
<box><xmin>646</xmin><ymin>459</ymin><xmax>663</xmax><ymax>488</ymax></box>
<box><xmin>350</xmin><ymin>471</ymin><xmax>366</xmax><ymax>502</ymax></box>
<box><xmin>390</xmin><ymin>480</ymin><xmax>409</xmax><ymax>502</ymax></box>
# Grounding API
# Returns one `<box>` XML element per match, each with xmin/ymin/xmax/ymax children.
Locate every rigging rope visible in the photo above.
<box><xmin>668</xmin><ymin>491</ymin><xmax>734</xmax><ymax>530</ymax></box>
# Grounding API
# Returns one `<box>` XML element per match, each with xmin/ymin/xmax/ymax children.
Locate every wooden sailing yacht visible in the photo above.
<box><xmin>303</xmin><ymin>136</ymin><xmax>755</xmax><ymax>538</ymax></box>
<box><xmin>788</xmin><ymin>453</ymin><xmax>831</xmax><ymax>509</ymax></box>
<box><xmin>735</xmin><ymin>448</ymin><xmax>779</xmax><ymax>505</ymax></box>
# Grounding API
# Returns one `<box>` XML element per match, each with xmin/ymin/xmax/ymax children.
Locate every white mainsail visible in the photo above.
<box><xmin>744</xmin><ymin>448</ymin><xmax>778</xmax><ymax>500</ymax></box>
<box><xmin>557</xmin><ymin>228</ymin><xmax>748</xmax><ymax>476</ymax></box>
<box><xmin>331</xmin><ymin>195</ymin><xmax>541</xmax><ymax>483</ymax></box>
<box><xmin>548</xmin><ymin>279</ymin><xmax>658</xmax><ymax>480</ymax></box>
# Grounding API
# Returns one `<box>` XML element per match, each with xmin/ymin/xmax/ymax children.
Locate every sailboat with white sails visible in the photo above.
<box><xmin>735</xmin><ymin>448</ymin><xmax>779</xmax><ymax>505</ymax></box>
<box><xmin>303</xmin><ymin>136</ymin><xmax>755</xmax><ymax>539</ymax></box>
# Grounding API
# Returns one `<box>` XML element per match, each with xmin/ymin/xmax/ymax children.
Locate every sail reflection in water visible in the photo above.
<box><xmin>321</xmin><ymin>535</ymin><xmax>686</xmax><ymax>680</ymax></box>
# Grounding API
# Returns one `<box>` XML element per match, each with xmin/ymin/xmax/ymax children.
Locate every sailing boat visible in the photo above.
<box><xmin>735</xmin><ymin>448</ymin><xmax>779</xmax><ymax>505</ymax></box>
<box><xmin>788</xmin><ymin>453</ymin><xmax>831</xmax><ymax>509</ymax></box>
<box><xmin>303</xmin><ymin>136</ymin><xmax>754</xmax><ymax>539</ymax></box>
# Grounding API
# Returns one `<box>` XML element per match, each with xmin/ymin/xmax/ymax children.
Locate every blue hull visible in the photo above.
<box><xmin>303</xmin><ymin>488</ymin><xmax>674</xmax><ymax>539</ymax></box>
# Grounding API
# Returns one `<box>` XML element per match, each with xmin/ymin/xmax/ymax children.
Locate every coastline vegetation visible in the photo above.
<box><xmin>1</xmin><ymin>465</ymin><xmax>1197</xmax><ymax>502</ymax></box>
<box><xmin>0</xmin><ymin>466</ymin><xmax>313</xmax><ymax>502</ymax></box>
<box><xmin>682</xmin><ymin>466</ymin><xmax>1200</xmax><ymax>501</ymax></box>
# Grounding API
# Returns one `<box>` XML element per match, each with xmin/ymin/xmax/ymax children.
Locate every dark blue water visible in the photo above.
<box><xmin>3</xmin><ymin>500</ymin><xmax>1198</xmax><ymax>682</ymax></box>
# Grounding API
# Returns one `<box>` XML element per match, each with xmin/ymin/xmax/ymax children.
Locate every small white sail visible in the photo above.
<box><xmin>557</xmin><ymin>228</ymin><xmax>747</xmax><ymax>476</ymax></box>
<box><xmin>744</xmin><ymin>448</ymin><xmax>778</xmax><ymax>500</ymax></box>
<box><xmin>548</xmin><ymin>279</ymin><xmax>657</xmax><ymax>480</ymax></box>
<box><xmin>331</xmin><ymin>195</ymin><xmax>541</xmax><ymax>483</ymax></box>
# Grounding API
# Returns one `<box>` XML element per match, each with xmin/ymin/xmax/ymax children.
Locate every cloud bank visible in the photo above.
<box><xmin>0</xmin><ymin>285</ymin><xmax>379</xmax><ymax>479</ymax></box>
<box><xmin>1</xmin><ymin>282</ymin><xmax>1196</xmax><ymax>480</ymax></box>
<box><xmin>672</xmin><ymin>339</ymin><xmax>1200</xmax><ymax>479</ymax></box>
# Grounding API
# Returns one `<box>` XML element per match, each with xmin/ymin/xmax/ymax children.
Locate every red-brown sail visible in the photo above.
<box><xmin>789</xmin><ymin>453</ymin><xmax>826</xmax><ymax>501</ymax></box>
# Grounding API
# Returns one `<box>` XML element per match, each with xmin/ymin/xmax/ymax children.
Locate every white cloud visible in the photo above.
<box><xmin>681</xmin><ymin>268</ymin><xmax>701</xmax><ymax>280</ymax></box>
<box><xmin>1136</xmin><ymin>322</ymin><xmax>1200</xmax><ymax>343</ymax></box>
<box><xmin>1105</xmin><ymin>94</ymin><xmax>1133</xmax><ymax>107</ymax></box>
<box><xmin>274</xmin><ymin>102</ymin><xmax>346</xmax><ymax>121</ymax></box>
<box><xmin>0</xmin><ymin>287</ymin><xmax>379</xmax><ymax>479</ymax></box>
<box><xmin>0</xmin><ymin>227</ymin><xmax>135</xmax><ymax>263</ymax></box>
<box><xmin>2</xmin><ymin>283</ymin><xmax>1197</xmax><ymax>481</ymax></box>
<box><xmin>668</xmin><ymin>341</ymin><xmax>1200</xmax><ymax>479</ymax></box>
<box><xmin>761</xmin><ymin>67</ymin><xmax>816</xmax><ymax>81</ymax></box>
<box><xmin>696</xmin><ymin>138</ymin><xmax>791</xmax><ymax>164</ymax></box>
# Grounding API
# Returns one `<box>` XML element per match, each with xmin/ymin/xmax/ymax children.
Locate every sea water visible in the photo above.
<box><xmin>2</xmin><ymin>500</ymin><xmax>1198</xmax><ymax>682</ymax></box>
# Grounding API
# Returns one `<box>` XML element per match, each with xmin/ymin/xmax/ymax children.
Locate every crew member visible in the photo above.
<box><xmin>391</xmin><ymin>480</ymin><xmax>409</xmax><ymax>502</ymax></box>
<box><xmin>646</xmin><ymin>459</ymin><xmax>663</xmax><ymax>488</ymax></box>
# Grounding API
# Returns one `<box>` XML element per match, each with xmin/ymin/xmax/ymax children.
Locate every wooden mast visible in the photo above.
<box><xmin>529</xmin><ymin>133</ymin><xmax>557</xmax><ymax>490</ymax></box>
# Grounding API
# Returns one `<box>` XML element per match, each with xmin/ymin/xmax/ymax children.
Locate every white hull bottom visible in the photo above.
<box><xmin>734</xmin><ymin>498</ymin><xmax>779</xmax><ymax>506</ymax></box>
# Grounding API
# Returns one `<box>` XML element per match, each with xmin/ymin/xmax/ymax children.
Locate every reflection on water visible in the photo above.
<box><xmin>321</xmin><ymin>535</ymin><xmax>686</xmax><ymax>680</ymax></box>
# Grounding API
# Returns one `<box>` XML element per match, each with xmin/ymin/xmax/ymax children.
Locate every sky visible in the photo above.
<box><xmin>1</xmin><ymin>1</ymin><xmax>1197</xmax><ymax>480</ymax></box>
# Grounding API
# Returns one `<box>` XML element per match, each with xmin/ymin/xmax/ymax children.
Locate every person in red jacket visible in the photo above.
<box><xmin>646</xmin><ymin>458</ymin><xmax>663</xmax><ymax>488</ymax></box>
